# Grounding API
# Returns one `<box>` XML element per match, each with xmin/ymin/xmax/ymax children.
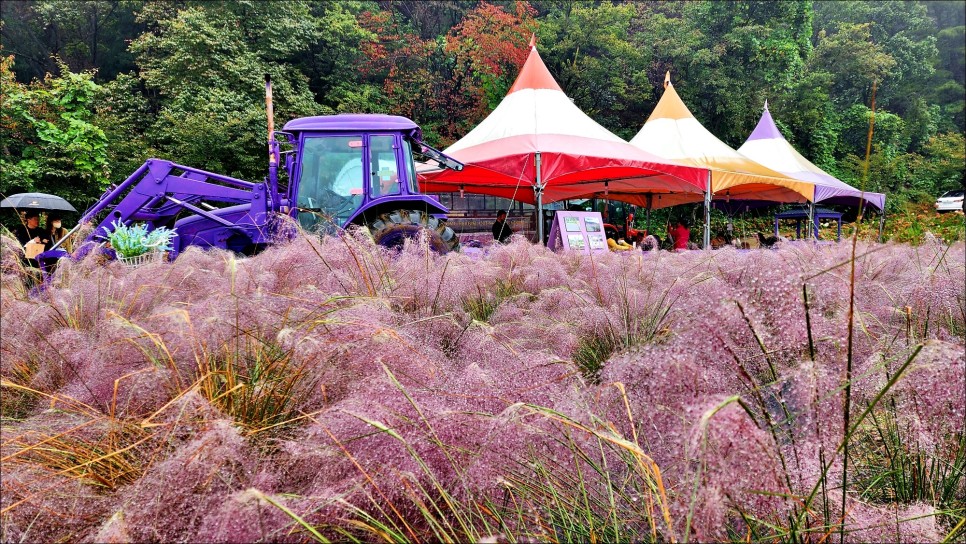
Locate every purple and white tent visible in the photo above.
<box><xmin>738</xmin><ymin>102</ymin><xmax>885</xmax><ymax>211</ymax></box>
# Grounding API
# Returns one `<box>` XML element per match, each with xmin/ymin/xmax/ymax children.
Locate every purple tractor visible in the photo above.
<box><xmin>39</xmin><ymin>77</ymin><xmax>463</xmax><ymax>265</ymax></box>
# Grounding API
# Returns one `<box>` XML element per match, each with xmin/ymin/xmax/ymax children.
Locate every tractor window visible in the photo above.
<box><xmin>401</xmin><ymin>138</ymin><xmax>418</xmax><ymax>193</ymax></box>
<box><xmin>296</xmin><ymin>136</ymin><xmax>364</xmax><ymax>230</ymax></box>
<box><xmin>369</xmin><ymin>135</ymin><xmax>400</xmax><ymax>197</ymax></box>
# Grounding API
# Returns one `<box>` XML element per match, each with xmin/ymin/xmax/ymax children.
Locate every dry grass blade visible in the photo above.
<box><xmin>195</xmin><ymin>333</ymin><xmax>320</xmax><ymax>434</ymax></box>
<box><xmin>4</xmin><ymin>423</ymin><xmax>149</xmax><ymax>490</ymax></box>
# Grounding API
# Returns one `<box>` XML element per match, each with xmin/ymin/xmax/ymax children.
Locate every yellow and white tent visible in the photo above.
<box><xmin>629</xmin><ymin>73</ymin><xmax>815</xmax><ymax>205</ymax></box>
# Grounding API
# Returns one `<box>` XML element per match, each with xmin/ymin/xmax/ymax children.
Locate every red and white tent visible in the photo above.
<box><xmin>418</xmin><ymin>39</ymin><xmax>710</xmax><ymax>241</ymax></box>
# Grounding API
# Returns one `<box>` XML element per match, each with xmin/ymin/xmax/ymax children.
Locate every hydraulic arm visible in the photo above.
<box><xmin>46</xmin><ymin>158</ymin><xmax>273</xmax><ymax>259</ymax></box>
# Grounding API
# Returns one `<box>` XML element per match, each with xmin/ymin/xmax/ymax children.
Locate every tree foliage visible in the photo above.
<box><xmin>1</xmin><ymin>56</ymin><xmax>109</xmax><ymax>207</ymax></box>
<box><xmin>0</xmin><ymin>0</ymin><xmax>963</xmax><ymax>221</ymax></box>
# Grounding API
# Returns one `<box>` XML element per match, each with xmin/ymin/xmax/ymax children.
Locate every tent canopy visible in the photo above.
<box><xmin>417</xmin><ymin>43</ymin><xmax>709</xmax><ymax>209</ymax></box>
<box><xmin>738</xmin><ymin>103</ymin><xmax>885</xmax><ymax>211</ymax></box>
<box><xmin>628</xmin><ymin>74</ymin><xmax>815</xmax><ymax>204</ymax></box>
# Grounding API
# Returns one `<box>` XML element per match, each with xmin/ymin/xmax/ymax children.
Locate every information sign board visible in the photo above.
<box><xmin>547</xmin><ymin>211</ymin><xmax>608</xmax><ymax>254</ymax></box>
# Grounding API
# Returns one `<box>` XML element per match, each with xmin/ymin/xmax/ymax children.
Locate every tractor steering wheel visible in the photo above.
<box><xmin>324</xmin><ymin>189</ymin><xmax>359</xmax><ymax>216</ymax></box>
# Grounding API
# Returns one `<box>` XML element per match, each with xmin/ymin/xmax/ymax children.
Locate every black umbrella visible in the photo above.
<box><xmin>0</xmin><ymin>192</ymin><xmax>77</xmax><ymax>212</ymax></box>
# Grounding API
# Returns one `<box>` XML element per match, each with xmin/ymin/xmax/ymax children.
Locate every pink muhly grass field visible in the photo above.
<box><xmin>1</xmin><ymin>232</ymin><xmax>963</xmax><ymax>543</ymax></box>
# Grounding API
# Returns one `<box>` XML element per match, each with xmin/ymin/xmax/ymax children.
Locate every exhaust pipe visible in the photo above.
<box><xmin>265</xmin><ymin>74</ymin><xmax>280</xmax><ymax>211</ymax></box>
<box><xmin>265</xmin><ymin>74</ymin><xmax>276</xmax><ymax>166</ymax></box>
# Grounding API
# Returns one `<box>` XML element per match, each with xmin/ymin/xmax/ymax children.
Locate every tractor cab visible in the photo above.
<box><xmin>282</xmin><ymin>114</ymin><xmax>447</xmax><ymax>234</ymax></box>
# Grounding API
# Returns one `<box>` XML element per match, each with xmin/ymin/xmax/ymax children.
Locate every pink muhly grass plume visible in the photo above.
<box><xmin>889</xmin><ymin>340</ymin><xmax>966</xmax><ymax>452</ymax></box>
<box><xmin>837</xmin><ymin>499</ymin><xmax>942</xmax><ymax>543</ymax></box>
<box><xmin>1</xmin><ymin>298</ymin><xmax>61</xmax><ymax>361</ymax></box>
<box><xmin>0</xmin><ymin>408</ymin><xmax>144</xmax><ymax>541</ymax></box>
<box><xmin>113</xmin><ymin>419</ymin><xmax>257</xmax><ymax>542</ymax></box>
<box><xmin>682</xmin><ymin>399</ymin><xmax>793</xmax><ymax>540</ymax></box>
<box><xmin>0</xmin><ymin>234</ymin><xmax>26</xmax><ymax>275</ymax></box>
<box><xmin>0</xmin><ymin>463</ymin><xmax>109</xmax><ymax>542</ymax></box>
<box><xmin>0</xmin><ymin>231</ymin><xmax>962</xmax><ymax>541</ymax></box>
<box><xmin>194</xmin><ymin>488</ymin><xmax>306</xmax><ymax>543</ymax></box>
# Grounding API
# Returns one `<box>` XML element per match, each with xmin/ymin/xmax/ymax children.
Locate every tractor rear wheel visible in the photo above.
<box><xmin>368</xmin><ymin>209</ymin><xmax>459</xmax><ymax>254</ymax></box>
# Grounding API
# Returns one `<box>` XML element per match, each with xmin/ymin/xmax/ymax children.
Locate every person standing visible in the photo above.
<box><xmin>14</xmin><ymin>211</ymin><xmax>48</xmax><ymax>248</ymax></box>
<box><xmin>13</xmin><ymin>210</ymin><xmax>49</xmax><ymax>262</ymax></box>
<box><xmin>667</xmin><ymin>219</ymin><xmax>690</xmax><ymax>251</ymax></box>
<box><xmin>46</xmin><ymin>213</ymin><xmax>72</xmax><ymax>252</ymax></box>
<box><xmin>492</xmin><ymin>210</ymin><xmax>513</xmax><ymax>244</ymax></box>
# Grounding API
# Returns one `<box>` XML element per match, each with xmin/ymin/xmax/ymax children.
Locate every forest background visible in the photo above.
<box><xmin>1</xmin><ymin>0</ymin><xmax>964</xmax><ymax>238</ymax></box>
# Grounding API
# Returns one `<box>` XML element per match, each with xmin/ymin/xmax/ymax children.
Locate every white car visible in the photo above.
<box><xmin>935</xmin><ymin>189</ymin><xmax>964</xmax><ymax>213</ymax></box>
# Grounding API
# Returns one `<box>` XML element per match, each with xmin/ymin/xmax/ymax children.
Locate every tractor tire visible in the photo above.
<box><xmin>368</xmin><ymin>209</ymin><xmax>459</xmax><ymax>254</ymax></box>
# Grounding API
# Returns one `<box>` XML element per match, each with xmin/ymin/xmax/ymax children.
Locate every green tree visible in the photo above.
<box><xmin>0</xmin><ymin>0</ymin><xmax>140</xmax><ymax>83</ymax></box>
<box><xmin>355</xmin><ymin>1</ymin><xmax>533</xmax><ymax>146</ymax></box>
<box><xmin>932</xmin><ymin>25</ymin><xmax>965</xmax><ymax>130</ymax></box>
<box><xmin>94</xmin><ymin>72</ymin><xmax>153</xmax><ymax>187</ymax></box>
<box><xmin>297</xmin><ymin>1</ymin><xmax>377</xmax><ymax>111</ymax></box>
<box><xmin>901</xmin><ymin>96</ymin><xmax>941</xmax><ymax>152</ymax></box>
<box><xmin>809</xmin><ymin>23</ymin><xmax>896</xmax><ymax>106</ymax></box>
<box><xmin>812</xmin><ymin>2</ymin><xmax>950</xmax><ymax>128</ymax></box>
<box><xmin>1</xmin><ymin>56</ymin><xmax>109</xmax><ymax>209</ymax></box>
<box><xmin>772</xmin><ymin>69</ymin><xmax>841</xmax><ymax>173</ymax></box>
<box><xmin>915</xmin><ymin>132</ymin><xmax>966</xmax><ymax>193</ymax></box>
<box><xmin>813</xmin><ymin>1</ymin><xmax>937</xmax><ymax>44</ymax></box>
<box><xmin>125</xmin><ymin>0</ymin><xmax>322</xmax><ymax>181</ymax></box>
<box><xmin>632</xmin><ymin>0</ymin><xmax>814</xmax><ymax>146</ymax></box>
<box><xmin>838</xmin><ymin>105</ymin><xmax>908</xmax><ymax>158</ymax></box>
<box><xmin>838</xmin><ymin>146</ymin><xmax>917</xmax><ymax>208</ymax></box>
<box><xmin>385</xmin><ymin>0</ymin><xmax>473</xmax><ymax>39</ymax></box>
<box><xmin>935</xmin><ymin>25</ymin><xmax>965</xmax><ymax>85</ymax></box>
<box><xmin>535</xmin><ymin>1</ymin><xmax>649</xmax><ymax>138</ymax></box>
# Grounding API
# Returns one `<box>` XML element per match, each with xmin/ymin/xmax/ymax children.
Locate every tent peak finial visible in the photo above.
<box><xmin>664</xmin><ymin>71</ymin><xmax>671</xmax><ymax>89</ymax></box>
<box><xmin>764</xmin><ymin>99</ymin><xmax>769</xmax><ymax>111</ymax></box>
<box><xmin>529</xmin><ymin>33</ymin><xmax>536</xmax><ymax>49</ymax></box>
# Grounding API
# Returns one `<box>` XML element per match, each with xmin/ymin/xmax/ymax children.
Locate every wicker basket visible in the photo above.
<box><xmin>117</xmin><ymin>251</ymin><xmax>163</xmax><ymax>268</ymax></box>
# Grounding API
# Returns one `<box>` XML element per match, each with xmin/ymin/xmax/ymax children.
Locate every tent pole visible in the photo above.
<box><xmin>645</xmin><ymin>194</ymin><xmax>652</xmax><ymax>235</ymax></box>
<box><xmin>878</xmin><ymin>209</ymin><xmax>885</xmax><ymax>243</ymax></box>
<box><xmin>703</xmin><ymin>171</ymin><xmax>712</xmax><ymax>249</ymax></box>
<box><xmin>535</xmin><ymin>151</ymin><xmax>544</xmax><ymax>245</ymax></box>
<box><xmin>808</xmin><ymin>201</ymin><xmax>815</xmax><ymax>240</ymax></box>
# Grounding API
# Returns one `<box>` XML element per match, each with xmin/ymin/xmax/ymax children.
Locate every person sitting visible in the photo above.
<box><xmin>46</xmin><ymin>213</ymin><xmax>72</xmax><ymax>252</ymax></box>
<box><xmin>641</xmin><ymin>234</ymin><xmax>660</xmax><ymax>251</ymax></box>
<box><xmin>732</xmin><ymin>235</ymin><xmax>760</xmax><ymax>249</ymax></box>
<box><xmin>667</xmin><ymin>219</ymin><xmax>690</xmax><ymax>251</ymax></box>
<box><xmin>757</xmin><ymin>232</ymin><xmax>781</xmax><ymax>248</ymax></box>
<box><xmin>492</xmin><ymin>210</ymin><xmax>513</xmax><ymax>244</ymax></box>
